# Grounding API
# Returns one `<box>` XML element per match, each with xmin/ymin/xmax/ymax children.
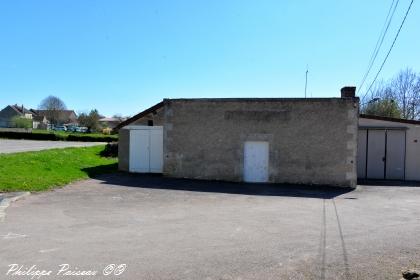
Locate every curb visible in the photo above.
<box><xmin>0</xmin><ymin>192</ymin><xmax>30</xmax><ymax>222</ymax></box>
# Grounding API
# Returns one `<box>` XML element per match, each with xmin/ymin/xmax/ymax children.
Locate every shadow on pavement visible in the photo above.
<box><xmin>82</xmin><ymin>163</ymin><xmax>118</xmax><ymax>178</ymax></box>
<box><xmin>83</xmin><ymin>168</ymin><xmax>354</xmax><ymax>199</ymax></box>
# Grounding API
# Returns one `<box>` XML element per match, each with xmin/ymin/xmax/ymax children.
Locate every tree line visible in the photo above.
<box><xmin>360</xmin><ymin>68</ymin><xmax>420</xmax><ymax>120</ymax></box>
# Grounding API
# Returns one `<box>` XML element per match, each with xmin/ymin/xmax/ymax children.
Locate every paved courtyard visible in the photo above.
<box><xmin>1</xmin><ymin>173</ymin><xmax>419</xmax><ymax>279</ymax></box>
<box><xmin>0</xmin><ymin>139</ymin><xmax>104</xmax><ymax>154</ymax></box>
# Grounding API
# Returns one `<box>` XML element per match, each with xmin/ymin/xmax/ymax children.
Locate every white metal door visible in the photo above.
<box><xmin>244</xmin><ymin>141</ymin><xmax>269</xmax><ymax>183</ymax></box>
<box><xmin>386</xmin><ymin>130</ymin><xmax>405</xmax><ymax>180</ymax></box>
<box><xmin>367</xmin><ymin>130</ymin><xmax>386</xmax><ymax>179</ymax></box>
<box><xmin>129</xmin><ymin>130</ymin><xmax>150</xmax><ymax>173</ymax></box>
<box><xmin>149</xmin><ymin>129</ymin><xmax>163</xmax><ymax>173</ymax></box>
<box><xmin>357</xmin><ymin>130</ymin><xmax>367</xmax><ymax>179</ymax></box>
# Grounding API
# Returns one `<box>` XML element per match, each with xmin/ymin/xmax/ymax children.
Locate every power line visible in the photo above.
<box><xmin>362</xmin><ymin>0</ymin><xmax>415</xmax><ymax>100</ymax></box>
<box><xmin>358</xmin><ymin>0</ymin><xmax>399</xmax><ymax>95</ymax></box>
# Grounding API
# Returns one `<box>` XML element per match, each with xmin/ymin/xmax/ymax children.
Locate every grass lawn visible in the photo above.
<box><xmin>0</xmin><ymin>145</ymin><xmax>117</xmax><ymax>192</ymax></box>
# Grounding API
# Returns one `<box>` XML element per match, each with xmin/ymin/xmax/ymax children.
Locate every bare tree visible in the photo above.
<box><xmin>391</xmin><ymin>68</ymin><xmax>420</xmax><ymax>120</ymax></box>
<box><xmin>361</xmin><ymin>69</ymin><xmax>420</xmax><ymax>120</ymax></box>
<box><xmin>39</xmin><ymin>96</ymin><xmax>67</xmax><ymax>125</ymax></box>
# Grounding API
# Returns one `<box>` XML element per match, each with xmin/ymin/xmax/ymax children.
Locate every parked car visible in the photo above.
<box><xmin>70</xmin><ymin>126</ymin><xmax>88</xmax><ymax>133</ymax></box>
<box><xmin>53</xmin><ymin>125</ymin><xmax>67</xmax><ymax>131</ymax></box>
<box><xmin>66</xmin><ymin>125</ymin><xmax>79</xmax><ymax>132</ymax></box>
<box><xmin>78</xmin><ymin>127</ymin><xmax>88</xmax><ymax>133</ymax></box>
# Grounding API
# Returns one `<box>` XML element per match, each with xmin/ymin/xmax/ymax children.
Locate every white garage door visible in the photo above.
<box><xmin>386</xmin><ymin>130</ymin><xmax>405</xmax><ymax>180</ymax></box>
<box><xmin>243</xmin><ymin>141</ymin><xmax>269</xmax><ymax>183</ymax></box>
<box><xmin>129</xmin><ymin>126</ymin><xmax>163</xmax><ymax>173</ymax></box>
<box><xmin>358</xmin><ymin>129</ymin><xmax>406</xmax><ymax>180</ymax></box>
<box><xmin>367</xmin><ymin>130</ymin><xmax>386</xmax><ymax>179</ymax></box>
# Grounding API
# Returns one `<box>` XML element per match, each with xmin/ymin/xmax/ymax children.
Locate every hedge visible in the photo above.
<box><xmin>0</xmin><ymin>131</ymin><xmax>117</xmax><ymax>142</ymax></box>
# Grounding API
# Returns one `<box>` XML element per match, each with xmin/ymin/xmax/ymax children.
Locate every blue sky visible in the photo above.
<box><xmin>0</xmin><ymin>0</ymin><xmax>419</xmax><ymax>117</ymax></box>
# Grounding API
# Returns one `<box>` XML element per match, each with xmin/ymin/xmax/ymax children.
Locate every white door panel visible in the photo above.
<box><xmin>244</xmin><ymin>141</ymin><xmax>269</xmax><ymax>183</ymax></box>
<box><xmin>367</xmin><ymin>130</ymin><xmax>386</xmax><ymax>179</ymax></box>
<box><xmin>149</xmin><ymin>129</ymin><xmax>163</xmax><ymax>173</ymax></box>
<box><xmin>129</xmin><ymin>130</ymin><xmax>150</xmax><ymax>173</ymax></box>
<box><xmin>386</xmin><ymin>130</ymin><xmax>405</xmax><ymax>180</ymax></box>
<box><xmin>129</xmin><ymin>127</ymin><xmax>163</xmax><ymax>173</ymax></box>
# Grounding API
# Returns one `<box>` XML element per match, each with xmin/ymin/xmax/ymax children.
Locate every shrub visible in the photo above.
<box><xmin>102</xmin><ymin>128</ymin><xmax>112</xmax><ymax>135</ymax></box>
<box><xmin>99</xmin><ymin>142</ymin><xmax>118</xmax><ymax>157</ymax></box>
<box><xmin>0</xmin><ymin>131</ymin><xmax>117</xmax><ymax>142</ymax></box>
<box><xmin>11</xmin><ymin>116</ymin><xmax>33</xmax><ymax>129</ymax></box>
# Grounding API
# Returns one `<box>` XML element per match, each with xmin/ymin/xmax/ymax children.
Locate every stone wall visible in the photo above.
<box><xmin>163</xmin><ymin>98</ymin><xmax>359</xmax><ymax>188</ymax></box>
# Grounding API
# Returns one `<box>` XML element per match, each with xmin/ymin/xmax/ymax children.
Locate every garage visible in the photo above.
<box><xmin>358</xmin><ymin>115</ymin><xmax>420</xmax><ymax>181</ymax></box>
<box><xmin>117</xmin><ymin>87</ymin><xmax>360</xmax><ymax>188</ymax></box>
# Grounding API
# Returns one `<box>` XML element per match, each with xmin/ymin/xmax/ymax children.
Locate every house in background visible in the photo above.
<box><xmin>30</xmin><ymin>109</ymin><xmax>78</xmax><ymax>125</ymax></box>
<box><xmin>0</xmin><ymin>104</ymin><xmax>34</xmax><ymax>128</ymax></box>
<box><xmin>32</xmin><ymin>115</ymin><xmax>49</xmax><ymax>129</ymax></box>
<box><xmin>116</xmin><ymin>87</ymin><xmax>359</xmax><ymax>188</ymax></box>
<box><xmin>0</xmin><ymin>105</ymin><xmax>78</xmax><ymax>129</ymax></box>
<box><xmin>99</xmin><ymin>117</ymin><xmax>127</xmax><ymax>129</ymax></box>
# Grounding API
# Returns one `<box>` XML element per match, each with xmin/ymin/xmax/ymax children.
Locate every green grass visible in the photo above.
<box><xmin>0</xmin><ymin>146</ymin><xmax>118</xmax><ymax>192</ymax></box>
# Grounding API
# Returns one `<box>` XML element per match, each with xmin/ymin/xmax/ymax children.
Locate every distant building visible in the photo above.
<box><xmin>99</xmin><ymin>117</ymin><xmax>126</xmax><ymax>129</ymax></box>
<box><xmin>30</xmin><ymin>109</ymin><xmax>77</xmax><ymax>125</ymax></box>
<box><xmin>32</xmin><ymin>115</ymin><xmax>49</xmax><ymax>129</ymax></box>
<box><xmin>0</xmin><ymin>104</ymin><xmax>34</xmax><ymax>128</ymax></box>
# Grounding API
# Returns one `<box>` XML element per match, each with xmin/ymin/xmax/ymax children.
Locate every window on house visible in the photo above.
<box><xmin>148</xmin><ymin>120</ymin><xmax>153</xmax><ymax>126</ymax></box>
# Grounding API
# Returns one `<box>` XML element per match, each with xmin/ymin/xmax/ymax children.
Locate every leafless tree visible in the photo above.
<box><xmin>39</xmin><ymin>96</ymin><xmax>67</xmax><ymax>125</ymax></box>
<box><xmin>390</xmin><ymin>68</ymin><xmax>420</xmax><ymax>120</ymax></box>
<box><xmin>361</xmin><ymin>69</ymin><xmax>420</xmax><ymax>120</ymax></box>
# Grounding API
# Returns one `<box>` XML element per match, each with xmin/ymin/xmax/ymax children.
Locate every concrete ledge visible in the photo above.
<box><xmin>0</xmin><ymin>192</ymin><xmax>30</xmax><ymax>222</ymax></box>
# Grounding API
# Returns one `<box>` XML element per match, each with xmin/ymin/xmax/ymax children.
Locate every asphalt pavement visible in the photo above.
<box><xmin>1</xmin><ymin>173</ymin><xmax>419</xmax><ymax>279</ymax></box>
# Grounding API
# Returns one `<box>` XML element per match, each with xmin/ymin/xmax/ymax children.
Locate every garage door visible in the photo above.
<box><xmin>129</xmin><ymin>127</ymin><xmax>163</xmax><ymax>173</ymax></box>
<box><xmin>386</xmin><ymin>130</ymin><xmax>405</xmax><ymax>180</ymax></box>
<box><xmin>367</xmin><ymin>130</ymin><xmax>386</xmax><ymax>179</ymax></box>
<box><xmin>358</xmin><ymin>129</ymin><xmax>406</xmax><ymax>180</ymax></box>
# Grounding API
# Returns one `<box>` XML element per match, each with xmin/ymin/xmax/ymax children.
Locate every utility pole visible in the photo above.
<box><xmin>304</xmin><ymin>66</ymin><xmax>309</xmax><ymax>98</ymax></box>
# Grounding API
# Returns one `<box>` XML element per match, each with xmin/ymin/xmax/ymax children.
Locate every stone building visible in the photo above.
<box><xmin>116</xmin><ymin>87</ymin><xmax>359</xmax><ymax>188</ymax></box>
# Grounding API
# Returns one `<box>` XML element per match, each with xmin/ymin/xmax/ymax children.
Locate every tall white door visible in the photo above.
<box><xmin>386</xmin><ymin>130</ymin><xmax>405</xmax><ymax>180</ymax></box>
<box><xmin>129</xmin><ymin>129</ymin><xmax>150</xmax><ymax>173</ymax></box>
<box><xmin>244</xmin><ymin>141</ymin><xmax>269</xmax><ymax>183</ymax></box>
<box><xmin>367</xmin><ymin>130</ymin><xmax>386</xmax><ymax>179</ymax></box>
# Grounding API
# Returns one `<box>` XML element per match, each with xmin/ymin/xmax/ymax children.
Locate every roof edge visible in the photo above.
<box><xmin>360</xmin><ymin>114</ymin><xmax>420</xmax><ymax>125</ymax></box>
<box><xmin>114</xmin><ymin>101</ymin><xmax>164</xmax><ymax>131</ymax></box>
<box><xmin>165</xmin><ymin>97</ymin><xmax>359</xmax><ymax>102</ymax></box>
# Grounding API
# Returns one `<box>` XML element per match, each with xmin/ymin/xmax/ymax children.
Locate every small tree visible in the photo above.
<box><xmin>363</xmin><ymin>99</ymin><xmax>402</xmax><ymax>118</ymax></box>
<box><xmin>39</xmin><ymin>96</ymin><xmax>67</xmax><ymax>125</ymax></box>
<box><xmin>11</xmin><ymin>116</ymin><xmax>33</xmax><ymax>129</ymax></box>
<box><xmin>78</xmin><ymin>109</ymin><xmax>101</xmax><ymax>132</ymax></box>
